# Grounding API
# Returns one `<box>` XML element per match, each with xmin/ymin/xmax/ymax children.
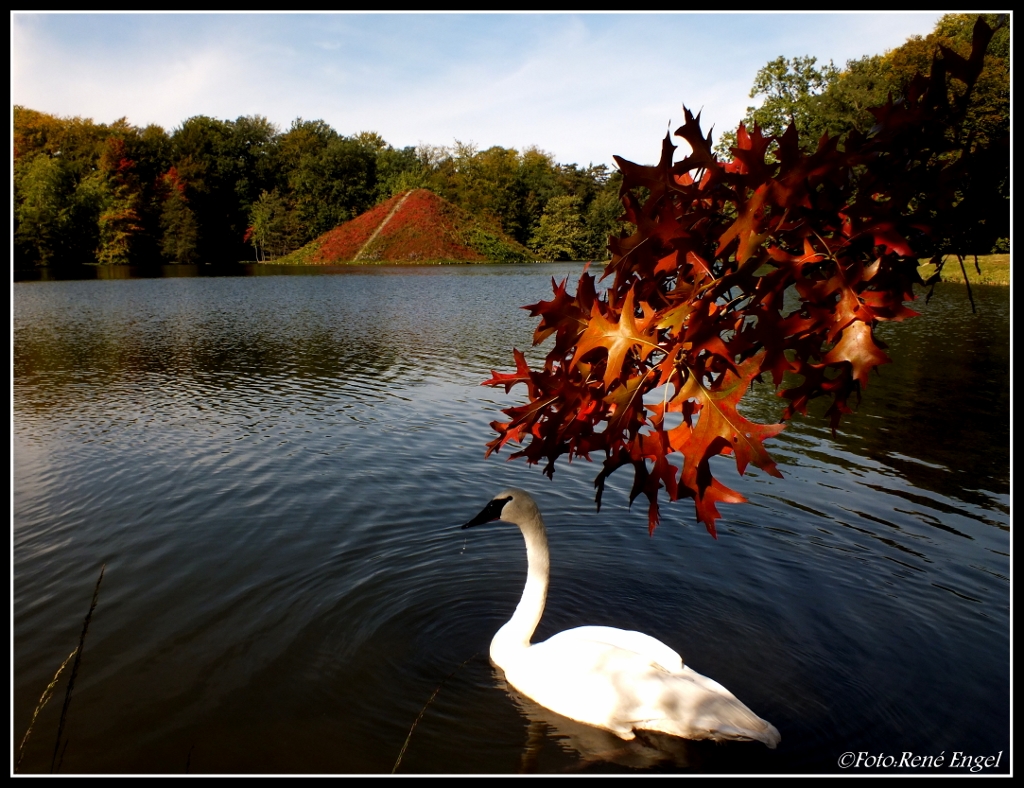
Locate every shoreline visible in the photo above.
<box><xmin>916</xmin><ymin>253</ymin><xmax>1010</xmax><ymax>286</ymax></box>
<box><xmin>15</xmin><ymin>255</ymin><xmax>1009</xmax><ymax>284</ymax></box>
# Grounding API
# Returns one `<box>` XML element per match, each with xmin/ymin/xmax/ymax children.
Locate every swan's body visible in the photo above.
<box><xmin>463</xmin><ymin>488</ymin><xmax>780</xmax><ymax>748</ymax></box>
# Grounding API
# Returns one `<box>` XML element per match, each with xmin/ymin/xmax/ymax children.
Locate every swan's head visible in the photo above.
<box><xmin>462</xmin><ymin>488</ymin><xmax>539</xmax><ymax>530</ymax></box>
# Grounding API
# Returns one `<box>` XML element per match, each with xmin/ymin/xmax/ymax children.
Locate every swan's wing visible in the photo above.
<box><xmin>675</xmin><ymin>664</ymin><xmax>733</xmax><ymax>695</ymax></box>
<box><xmin>541</xmin><ymin>625</ymin><xmax>684</xmax><ymax>673</ymax></box>
<box><xmin>505</xmin><ymin>637</ymin><xmax>667</xmax><ymax>738</ymax></box>
<box><xmin>630</xmin><ymin>667</ymin><xmax>781</xmax><ymax>748</ymax></box>
<box><xmin>544</xmin><ymin>629</ymin><xmax>740</xmax><ymax>704</ymax></box>
<box><xmin>505</xmin><ymin>638</ymin><xmax>780</xmax><ymax>747</ymax></box>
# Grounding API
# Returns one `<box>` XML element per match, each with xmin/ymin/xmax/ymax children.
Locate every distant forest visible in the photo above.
<box><xmin>13</xmin><ymin>108</ymin><xmax>625</xmax><ymax>269</ymax></box>
<box><xmin>13</xmin><ymin>13</ymin><xmax>1008</xmax><ymax>270</ymax></box>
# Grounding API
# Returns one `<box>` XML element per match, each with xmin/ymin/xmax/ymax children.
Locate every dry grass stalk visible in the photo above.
<box><xmin>50</xmin><ymin>563</ymin><xmax>106</xmax><ymax>773</ymax></box>
<box><xmin>392</xmin><ymin>652</ymin><xmax>480</xmax><ymax>774</ymax></box>
<box><xmin>15</xmin><ymin>648</ymin><xmax>78</xmax><ymax>772</ymax></box>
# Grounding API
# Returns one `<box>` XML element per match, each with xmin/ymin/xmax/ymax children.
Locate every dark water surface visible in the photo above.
<box><xmin>13</xmin><ymin>264</ymin><xmax>1010</xmax><ymax>774</ymax></box>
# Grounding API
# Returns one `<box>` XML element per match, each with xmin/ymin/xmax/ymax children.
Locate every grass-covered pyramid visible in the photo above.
<box><xmin>277</xmin><ymin>188</ymin><xmax>532</xmax><ymax>265</ymax></box>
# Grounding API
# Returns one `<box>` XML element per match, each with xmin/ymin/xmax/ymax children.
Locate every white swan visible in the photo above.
<box><xmin>462</xmin><ymin>488</ymin><xmax>781</xmax><ymax>748</ymax></box>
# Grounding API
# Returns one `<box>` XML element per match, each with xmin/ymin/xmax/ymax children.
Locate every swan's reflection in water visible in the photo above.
<box><xmin>494</xmin><ymin>670</ymin><xmax>698</xmax><ymax>772</ymax></box>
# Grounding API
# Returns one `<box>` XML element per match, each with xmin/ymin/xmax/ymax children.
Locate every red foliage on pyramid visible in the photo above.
<box><xmin>285</xmin><ymin>188</ymin><xmax>528</xmax><ymax>264</ymax></box>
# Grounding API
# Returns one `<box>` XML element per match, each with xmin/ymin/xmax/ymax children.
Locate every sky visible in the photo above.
<box><xmin>11</xmin><ymin>11</ymin><xmax>949</xmax><ymax>169</ymax></box>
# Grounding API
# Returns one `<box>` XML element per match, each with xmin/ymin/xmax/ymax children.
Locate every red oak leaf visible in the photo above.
<box><xmin>821</xmin><ymin>320</ymin><xmax>891</xmax><ymax>387</ymax></box>
<box><xmin>571</xmin><ymin>288</ymin><xmax>660</xmax><ymax>388</ymax></box>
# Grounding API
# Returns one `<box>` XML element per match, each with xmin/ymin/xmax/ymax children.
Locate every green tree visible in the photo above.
<box><xmin>245</xmin><ymin>188</ymin><xmax>301</xmax><ymax>261</ymax></box>
<box><xmin>584</xmin><ymin>185</ymin><xmax>626</xmax><ymax>260</ymax></box>
<box><xmin>510</xmin><ymin>147</ymin><xmax>560</xmax><ymax>246</ymax></box>
<box><xmin>416</xmin><ymin>142</ymin><xmax>562</xmax><ymax>247</ymax></box>
<box><xmin>375</xmin><ymin>145</ymin><xmax>427</xmax><ymax>201</ymax></box>
<box><xmin>714</xmin><ymin>14</ymin><xmax>1008</xmax><ymax>254</ymax></box>
<box><xmin>13</xmin><ymin>107</ymin><xmax>111</xmax><ymax>268</ymax></box>
<box><xmin>170</xmin><ymin>115</ymin><xmax>240</xmax><ymax>261</ymax></box>
<box><xmin>717</xmin><ymin>55</ymin><xmax>839</xmax><ymax>156</ymax></box>
<box><xmin>129</xmin><ymin>123</ymin><xmax>174</xmax><ymax>263</ymax></box>
<box><xmin>276</xmin><ymin>118</ymin><xmax>337</xmax><ymax>176</ymax></box>
<box><xmin>883</xmin><ymin>13</ymin><xmax>1009</xmax><ymax>149</ymax></box>
<box><xmin>168</xmin><ymin>115</ymin><xmax>279</xmax><ymax>263</ymax></box>
<box><xmin>718</xmin><ymin>13</ymin><xmax>1009</xmax><ymax>160</ymax></box>
<box><xmin>530</xmin><ymin>195</ymin><xmax>589</xmax><ymax>260</ymax></box>
<box><xmin>230</xmin><ymin>115</ymin><xmax>280</xmax><ymax>210</ymax></box>
<box><xmin>271</xmin><ymin>117</ymin><xmax>336</xmax><ymax>244</ymax></box>
<box><xmin>808</xmin><ymin>54</ymin><xmax>892</xmax><ymax>139</ymax></box>
<box><xmin>291</xmin><ymin>135</ymin><xmax>378</xmax><ymax>238</ymax></box>
<box><xmin>14</xmin><ymin>153</ymin><xmax>103</xmax><ymax>268</ymax></box>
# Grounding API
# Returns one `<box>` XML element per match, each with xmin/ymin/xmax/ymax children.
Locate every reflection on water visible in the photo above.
<box><xmin>503</xmin><ymin>673</ymin><xmax>777</xmax><ymax>774</ymax></box>
<box><xmin>13</xmin><ymin>266</ymin><xmax>1009</xmax><ymax>774</ymax></box>
<box><xmin>511</xmin><ymin>685</ymin><xmax>698</xmax><ymax>773</ymax></box>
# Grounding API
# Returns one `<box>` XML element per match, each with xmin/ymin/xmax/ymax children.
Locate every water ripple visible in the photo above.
<box><xmin>13</xmin><ymin>270</ymin><xmax>1008</xmax><ymax>774</ymax></box>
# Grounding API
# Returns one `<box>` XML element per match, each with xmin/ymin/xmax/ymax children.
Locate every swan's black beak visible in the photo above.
<box><xmin>462</xmin><ymin>496</ymin><xmax>512</xmax><ymax>529</ymax></box>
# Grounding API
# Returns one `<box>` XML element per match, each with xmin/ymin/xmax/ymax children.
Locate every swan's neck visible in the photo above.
<box><xmin>490</xmin><ymin>513</ymin><xmax>549</xmax><ymax>668</ymax></box>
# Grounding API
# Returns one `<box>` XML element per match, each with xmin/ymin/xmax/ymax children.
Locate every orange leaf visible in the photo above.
<box><xmin>822</xmin><ymin>321</ymin><xmax>891</xmax><ymax>387</ymax></box>
<box><xmin>571</xmin><ymin>288</ymin><xmax>659</xmax><ymax>388</ymax></box>
<box><xmin>674</xmin><ymin>354</ymin><xmax>785</xmax><ymax>479</ymax></box>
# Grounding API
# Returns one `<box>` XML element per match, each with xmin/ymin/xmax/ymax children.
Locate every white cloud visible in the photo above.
<box><xmin>12</xmin><ymin>12</ymin><xmax>948</xmax><ymax>166</ymax></box>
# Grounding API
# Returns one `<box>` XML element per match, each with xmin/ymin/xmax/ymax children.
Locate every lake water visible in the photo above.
<box><xmin>13</xmin><ymin>263</ymin><xmax>1010</xmax><ymax>775</ymax></box>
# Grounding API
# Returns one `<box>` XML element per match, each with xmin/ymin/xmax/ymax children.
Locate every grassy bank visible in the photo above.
<box><xmin>918</xmin><ymin>253</ymin><xmax>1010</xmax><ymax>285</ymax></box>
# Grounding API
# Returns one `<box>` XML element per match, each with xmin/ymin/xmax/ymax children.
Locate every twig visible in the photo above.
<box><xmin>50</xmin><ymin>563</ymin><xmax>106</xmax><ymax>773</ymax></box>
<box><xmin>15</xmin><ymin>648</ymin><xmax>78</xmax><ymax>772</ymax></box>
<box><xmin>956</xmin><ymin>254</ymin><xmax>977</xmax><ymax>313</ymax></box>
<box><xmin>392</xmin><ymin>652</ymin><xmax>481</xmax><ymax>774</ymax></box>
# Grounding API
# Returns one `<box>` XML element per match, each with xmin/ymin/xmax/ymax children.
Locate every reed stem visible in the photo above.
<box><xmin>392</xmin><ymin>652</ymin><xmax>480</xmax><ymax>773</ymax></box>
<box><xmin>15</xmin><ymin>648</ymin><xmax>77</xmax><ymax>772</ymax></box>
<box><xmin>50</xmin><ymin>563</ymin><xmax>106</xmax><ymax>773</ymax></box>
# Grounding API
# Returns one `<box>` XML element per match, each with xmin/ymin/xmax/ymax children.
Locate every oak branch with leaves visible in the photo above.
<box><xmin>483</xmin><ymin>19</ymin><xmax>1004</xmax><ymax>538</ymax></box>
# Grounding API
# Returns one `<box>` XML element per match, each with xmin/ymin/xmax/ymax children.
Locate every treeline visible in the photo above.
<box><xmin>716</xmin><ymin>12</ymin><xmax>1009</xmax><ymax>253</ymax></box>
<box><xmin>13</xmin><ymin>108</ymin><xmax>624</xmax><ymax>269</ymax></box>
<box><xmin>13</xmin><ymin>13</ymin><xmax>1009</xmax><ymax>270</ymax></box>
<box><xmin>721</xmin><ymin>14</ymin><xmax>1009</xmax><ymax>152</ymax></box>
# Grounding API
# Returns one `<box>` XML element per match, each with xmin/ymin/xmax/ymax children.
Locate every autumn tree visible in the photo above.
<box><xmin>95</xmin><ymin>133</ymin><xmax>145</xmax><ymax>265</ymax></box>
<box><xmin>484</xmin><ymin>18</ymin><xmax>1006</xmax><ymax>538</ymax></box>
<box><xmin>13</xmin><ymin>106</ymin><xmax>107</xmax><ymax>172</ymax></box>
<box><xmin>158</xmin><ymin>167</ymin><xmax>199</xmax><ymax>264</ymax></box>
